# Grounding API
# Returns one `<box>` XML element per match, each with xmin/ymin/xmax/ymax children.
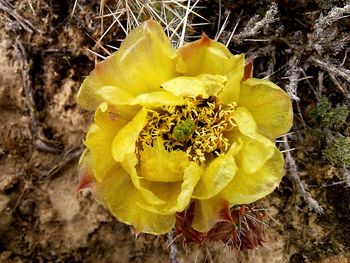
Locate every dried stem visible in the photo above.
<box><xmin>14</xmin><ymin>38</ymin><xmax>38</xmax><ymax>139</ymax></box>
<box><xmin>310</xmin><ymin>56</ymin><xmax>350</xmax><ymax>83</ymax></box>
<box><xmin>340</xmin><ymin>167</ymin><xmax>350</xmax><ymax>187</ymax></box>
<box><xmin>283</xmin><ymin>135</ymin><xmax>324</xmax><ymax>214</ymax></box>
<box><xmin>285</xmin><ymin>55</ymin><xmax>301</xmax><ymax>101</ymax></box>
<box><xmin>232</xmin><ymin>2</ymin><xmax>278</xmax><ymax>42</ymax></box>
<box><xmin>309</xmin><ymin>4</ymin><xmax>350</xmax><ymax>55</ymax></box>
<box><xmin>0</xmin><ymin>0</ymin><xmax>35</xmax><ymax>32</ymax></box>
<box><xmin>314</xmin><ymin>5</ymin><xmax>350</xmax><ymax>41</ymax></box>
<box><xmin>35</xmin><ymin>145</ymin><xmax>83</xmax><ymax>177</ymax></box>
<box><xmin>166</xmin><ymin>229</ymin><xmax>178</xmax><ymax>263</ymax></box>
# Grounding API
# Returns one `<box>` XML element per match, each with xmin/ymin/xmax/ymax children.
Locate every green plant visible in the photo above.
<box><xmin>309</xmin><ymin>96</ymin><xmax>349</xmax><ymax>129</ymax></box>
<box><xmin>323</xmin><ymin>134</ymin><xmax>350</xmax><ymax>167</ymax></box>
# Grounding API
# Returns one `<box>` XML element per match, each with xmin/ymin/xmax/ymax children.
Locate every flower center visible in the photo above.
<box><xmin>136</xmin><ymin>97</ymin><xmax>237</xmax><ymax>163</ymax></box>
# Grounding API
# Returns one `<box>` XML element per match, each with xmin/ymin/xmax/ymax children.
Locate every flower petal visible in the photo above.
<box><xmin>99</xmin><ymin>165</ymin><xmax>175</xmax><ymax>234</ymax></box>
<box><xmin>161</xmin><ymin>74</ymin><xmax>227</xmax><ymax>98</ymax></box>
<box><xmin>231</xmin><ymin>108</ymin><xmax>275</xmax><ymax>172</ymax></box>
<box><xmin>138</xmin><ymin>162</ymin><xmax>203</xmax><ymax>215</ymax></box>
<box><xmin>112</xmin><ymin>108</ymin><xmax>148</xmax><ymax>163</ymax></box>
<box><xmin>141</xmin><ymin>138</ymin><xmax>190</xmax><ymax>182</ymax></box>
<box><xmin>199</xmin><ymin>74</ymin><xmax>227</xmax><ymax>97</ymax></box>
<box><xmin>232</xmin><ymin>106</ymin><xmax>258</xmax><ymax>139</ymax></box>
<box><xmin>221</xmin><ymin>148</ymin><xmax>284</xmax><ymax>205</ymax></box>
<box><xmin>191</xmin><ymin>196</ymin><xmax>227</xmax><ymax>233</ymax></box>
<box><xmin>84</xmin><ymin>104</ymin><xmax>128</xmax><ymax>182</ymax></box>
<box><xmin>77</xmin><ymin>20</ymin><xmax>178</xmax><ymax>110</ymax></box>
<box><xmin>77</xmin><ymin>149</ymin><xmax>95</xmax><ymax>191</ymax></box>
<box><xmin>239</xmin><ymin>78</ymin><xmax>293</xmax><ymax>139</ymax></box>
<box><xmin>237</xmin><ymin>134</ymin><xmax>275</xmax><ymax>174</ymax></box>
<box><xmin>161</xmin><ymin>76</ymin><xmax>207</xmax><ymax>98</ymax></box>
<box><xmin>218</xmin><ymin>56</ymin><xmax>245</xmax><ymax>104</ymax></box>
<box><xmin>192</xmin><ymin>146</ymin><xmax>237</xmax><ymax>200</ymax></box>
<box><xmin>97</xmin><ymin>86</ymin><xmax>184</xmax><ymax>108</ymax></box>
<box><xmin>122</xmin><ymin>153</ymin><xmax>166</xmax><ymax>206</ymax></box>
<box><xmin>177</xmin><ymin>33</ymin><xmax>244</xmax><ymax>76</ymax></box>
<box><xmin>133</xmin><ymin>91</ymin><xmax>185</xmax><ymax>107</ymax></box>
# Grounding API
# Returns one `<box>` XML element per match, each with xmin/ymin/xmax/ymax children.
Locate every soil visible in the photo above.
<box><xmin>0</xmin><ymin>0</ymin><xmax>349</xmax><ymax>262</ymax></box>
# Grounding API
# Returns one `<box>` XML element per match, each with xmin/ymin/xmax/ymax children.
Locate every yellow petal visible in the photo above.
<box><xmin>91</xmin><ymin>87</ymin><xmax>139</xmax><ymax>119</ymax></box>
<box><xmin>239</xmin><ymin>78</ymin><xmax>293</xmax><ymax>139</ymax></box>
<box><xmin>232</xmin><ymin>107</ymin><xmax>276</xmax><ymax>172</ymax></box>
<box><xmin>77</xmin><ymin>20</ymin><xmax>178</xmax><ymax>110</ymax></box>
<box><xmin>192</xmin><ymin>146</ymin><xmax>237</xmax><ymax>200</ymax></box>
<box><xmin>232</xmin><ymin>106</ymin><xmax>258</xmax><ymax>139</ymax></box>
<box><xmin>133</xmin><ymin>91</ymin><xmax>185</xmax><ymax>107</ymax></box>
<box><xmin>84</xmin><ymin>104</ymin><xmax>128</xmax><ymax>182</ymax></box>
<box><xmin>221</xmin><ymin>148</ymin><xmax>284</xmax><ymax>205</ymax></box>
<box><xmin>99</xmin><ymin>165</ymin><xmax>175</xmax><ymax>234</ymax></box>
<box><xmin>177</xmin><ymin>33</ymin><xmax>244</xmax><ymax>76</ymax></box>
<box><xmin>97</xmin><ymin>86</ymin><xmax>184</xmax><ymax>108</ymax></box>
<box><xmin>112</xmin><ymin>108</ymin><xmax>148</xmax><ymax>163</ymax></box>
<box><xmin>78</xmin><ymin>149</ymin><xmax>92</xmax><ymax>172</ymax></box>
<box><xmin>198</xmin><ymin>74</ymin><xmax>227</xmax><ymax>97</ymax></box>
<box><xmin>161</xmin><ymin>76</ymin><xmax>207</xmax><ymax>98</ymax></box>
<box><xmin>141</xmin><ymin>138</ymin><xmax>190</xmax><ymax>182</ymax></box>
<box><xmin>122</xmin><ymin>153</ymin><xmax>166</xmax><ymax>206</ymax></box>
<box><xmin>138</xmin><ymin>162</ymin><xmax>203</xmax><ymax>215</ymax></box>
<box><xmin>95</xmin><ymin>85</ymin><xmax>135</xmax><ymax>103</ymax></box>
<box><xmin>161</xmin><ymin>74</ymin><xmax>227</xmax><ymax>98</ymax></box>
<box><xmin>218</xmin><ymin>55</ymin><xmax>245</xmax><ymax>104</ymax></box>
<box><xmin>237</xmin><ymin>134</ymin><xmax>275</xmax><ymax>174</ymax></box>
<box><xmin>191</xmin><ymin>196</ymin><xmax>226</xmax><ymax>233</ymax></box>
<box><xmin>223</xmin><ymin>128</ymin><xmax>243</xmax><ymax>151</ymax></box>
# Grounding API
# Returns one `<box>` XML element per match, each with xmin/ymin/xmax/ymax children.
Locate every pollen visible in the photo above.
<box><xmin>136</xmin><ymin>97</ymin><xmax>237</xmax><ymax>163</ymax></box>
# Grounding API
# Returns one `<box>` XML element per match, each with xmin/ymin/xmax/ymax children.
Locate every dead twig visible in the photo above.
<box><xmin>35</xmin><ymin>145</ymin><xmax>83</xmax><ymax>178</ymax></box>
<box><xmin>310</xmin><ymin>56</ymin><xmax>350</xmax><ymax>83</ymax></box>
<box><xmin>283</xmin><ymin>135</ymin><xmax>324</xmax><ymax>214</ymax></box>
<box><xmin>0</xmin><ymin>0</ymin><xmax>35</xmax><ymax>33</ymax></box>
<box><xmin>167</xmin><ymin>229</ymin><xmax>178</xmax><ymax>263</ymax></box>
<box><xmin>328</xmin><ymin>73</ymin><xmax>349</xmax><ymax>100</ymax></box>
<box><xmin>284</xmin><ymin>55</ymin><xmax>301</xmax><ymax>101</ymax></box>
<box><xmin>310</xmin><ymin>4</ymin><xmax>350</xmax><ymax>55</ymax></box>
<box><xmin>314</xmin><ymin>5</ymin><xmax>350</xmax><ymax>41</ymax></box>
<box><xmin>14</xmin><ymin>38</ymin><xmax>38</xmax><ymax>138</ymax></box>
<box><xmin>340</xmin><ymin>167</ymin><xmax>350</xmax><ymax>187</ymax></box>
<box><xmin>231</xmin><ymin>2</ymin><xmax>278</xmax><ymax>43</ymax></box>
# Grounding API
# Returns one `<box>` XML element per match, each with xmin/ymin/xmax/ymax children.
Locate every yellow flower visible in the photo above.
<box><xmin>77</xmin><ymin>20</ymin><xmax>293</xmax><ymax>234</ymax></box>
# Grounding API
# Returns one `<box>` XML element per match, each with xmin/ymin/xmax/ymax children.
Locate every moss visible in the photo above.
<box><xmin>309</xmin><ymin>96</ymin><xmax>350</xmax><ymax>165</ymax></box>
<box><xmin>309</xmin><ymin>96</ymin><xmax>349</xmax><ymax>129</ymax></box>
<box><xmin>312</xmin><ymin>127</ymin><xmax>326</xmax><ymax>141</ymax></box>
<box><xmin>323</xmin><ymin>134</ymin><xmax>350</xmax><ymax>167</ymax></box>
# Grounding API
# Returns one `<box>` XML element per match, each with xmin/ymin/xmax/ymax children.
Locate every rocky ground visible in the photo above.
<box><xmin>0</xmin><ymin>0</ymin><xmax>349</xmax><ymax>262</ymax></box>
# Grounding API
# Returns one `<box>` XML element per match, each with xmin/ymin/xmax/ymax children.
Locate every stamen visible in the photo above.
<box><xmin>136</xmin><ymin>97</ymin><xmax>237</xmax><ymax>163</ymax></box>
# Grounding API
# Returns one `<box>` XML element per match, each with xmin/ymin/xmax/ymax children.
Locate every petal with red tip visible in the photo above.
<box><xmin>177</xmin><ymin>33</ymin><xmax>244</xmax><ymax>77</ymax></box>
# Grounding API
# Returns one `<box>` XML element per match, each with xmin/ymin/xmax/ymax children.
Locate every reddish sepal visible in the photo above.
<box><xmin>77</xmin><ymin>168</ymin><xmax>94</xmax><ymax>191</ymax></box>
<box><xmin>243</xmin><ymin>57</ymin><xmax>254</xmax><ymax>81</ymax></box>
<box><xmin>175</xmin><ymin>202</ymin><xmax>265</xmax><ymax>251</ymax></box>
